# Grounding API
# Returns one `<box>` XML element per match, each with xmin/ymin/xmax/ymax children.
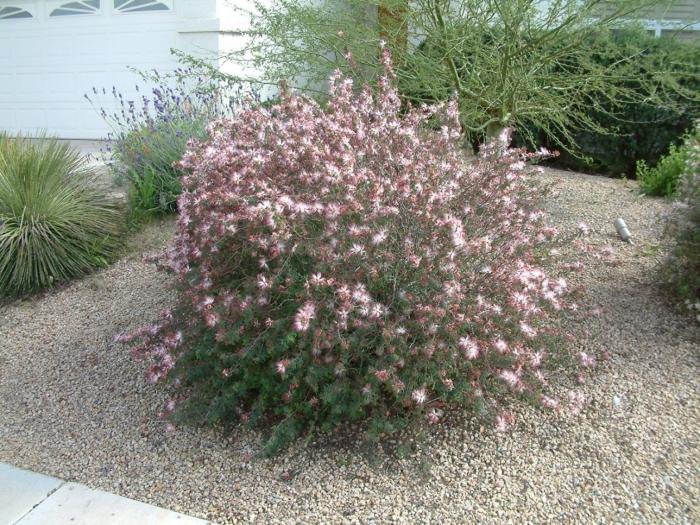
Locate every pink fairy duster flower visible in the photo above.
<box><xmin>577</xmin><ymin>222</ymin><xmax>591</xmax><ymax>235</ymax></box>
<box><xmin>349</xmin><ymin>243</ymin><xmax>366</xmax><ymax>257</ymax></box>
<box><xmin>495</xmin><ymin>411</ymin><xmax>515</xmax><ymax>432</ymax></box>
<box><xmin>309</xmin><ymin>273</ymin><xmax>325</xmax><ymax>286</ymax></box>
<box><xmin>499</xmin><ymin>369</ymin><xmax>521</xmax><ymax>389</ymax></box>
<box><xmin>541</xmin><ymin>395</ymin><xmax>560</xmax><ymax>410</ymax></box>
<box><xmin>372</xmin><ymin>229</ymin><xmax>388</xmax><ymax>245</ymax></box>
<box><xmin>427</xmin><ymin>408</ymin><xmax>443</xmax><ymax>424</ymax></box>
<box><xmin>276</xmin><ymin>359</ymin><xmax>290</xmax><ymax>376</ymax></box>
<box><xmin>568</xmin><ymin>390</ymin><xmax>586</xmax><ymax>415</ymax></box>
<box><xmin>293</xmin><ymin>301</ymin><xmax>316</xmax><ymax>332</ymax></box>
<box><xmin>519</xmin><ymin>322</ymin><xmax>537</xmax><ymax>338</ymax></box>
<box><xmin>257</xmin><ymin>274</ymin><xmax>271</xmax><ymax>289</ymax></box>
<box><xmin>529</xmin><ymin>351</ymin><xmax>544</xmax><ymax>368</ymax></box>
<box><xmin>374</xmin><ymin>369</ymin><xmax>390</xmax><ymax>382</ymax></box>
<box><xmin>579</xmin><ymin>352</ymin><xmax>596</xmax><ymax>368</ymax></box>
<box><xmin>204</xmin><ymin>311</ymin><xmax>219</xmax><ymax>328</ymax></box>
<box><xmin>412</xmin><ymin>388</ymin><xmax>427</xmax><ymax>405</ymax></box>
<box><xmin>493</xmin><ymin>339</ymin><xmax>508</xmax><ymax>354</ymax></box>
<box><xmin>459</xmin><ymin>336</ymin><xmax>480</xmax><ymax>360</ymax></box>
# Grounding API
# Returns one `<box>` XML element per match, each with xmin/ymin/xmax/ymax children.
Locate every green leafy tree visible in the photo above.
<box><xmin>198</xmin><ymin>0</ymin><xmax>696</xmax><ymax>151</ymax></box>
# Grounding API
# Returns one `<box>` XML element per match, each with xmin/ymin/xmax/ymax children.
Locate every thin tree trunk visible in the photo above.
<box><xmin>378</xmin><ymin>2</ymin><xmax>408</xmax><ymax>61</ymax></box>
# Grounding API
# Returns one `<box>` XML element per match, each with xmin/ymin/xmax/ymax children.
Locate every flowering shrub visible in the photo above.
<box><xmin>120</xmin><ymin>53</ymin><xmax>584</xmax><ymax>453</ymax></box>
<box><xmin>664</xmin><ymin>124</ymin><xmax>700</xmax><ymax>310</ymax></box>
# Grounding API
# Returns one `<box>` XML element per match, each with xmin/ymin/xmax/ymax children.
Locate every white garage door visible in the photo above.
<box><xmin>0</xmin><ymin>0</ymin><xmax>180</xmax><ymax>139</ymax></box>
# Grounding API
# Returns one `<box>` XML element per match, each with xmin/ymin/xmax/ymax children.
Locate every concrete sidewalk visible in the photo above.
<box><xmin>0</xmin><ymin>463</ymin><xmax>215</xmax><ymax>525</ymax></box>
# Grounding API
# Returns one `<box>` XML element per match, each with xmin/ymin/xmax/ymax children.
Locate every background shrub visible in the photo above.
<box><xmin>398</xmin><ymin>25</ymin><xmax>699</xmax><ymax>176</ymax></box>
<box><xmin>513</xmin><ymin>28</ymin><xmax>700</xmax><ymax>177</ymax></box>
<box><xmin>218</xmin><ymin>0</ymin><xmax>693</xmax><ymax>155</ymax></box>
<box><xmin>89</xmin><ymin>70</ymin><xmax>253</xmax><ymax>221</ymax></box>
<box><xmin>120</xmin><ymin>56</ymin><xmax>584</xmax><ymax>454</ymax></box>
<box><xmin>636</xmin><ymin>141</ymin><xmax>689</xmax><ymax>197</ymax></box>
<box><xmin>664</xmin><ymin>124</ymin><xmax>700</xmax><ymax>304</ymax></box>
<box><xmin>0</xmin><ymin>135</ymin><xmax>121</xmax><ymax>296</ymax></box>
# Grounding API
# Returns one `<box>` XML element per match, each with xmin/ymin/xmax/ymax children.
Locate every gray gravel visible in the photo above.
<box><xmin>1</xmin><ymin>170</ymin><xmax>699</xmax><ymax>525</ymax></box>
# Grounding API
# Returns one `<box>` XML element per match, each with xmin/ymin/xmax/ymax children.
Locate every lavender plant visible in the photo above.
<box><xmin>87</xmin><ymin>69</ymin><xmax>254</xmax><ymax>220</ymax></box>
<box><xmin>118</xmin><ymin>54</ymin><xmax>592</xmax><ymax>454</ymax></box>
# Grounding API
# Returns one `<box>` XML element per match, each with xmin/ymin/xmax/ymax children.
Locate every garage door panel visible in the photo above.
<box><xmin>0</xmin><ymin>74</ymin><xmax>13</xmax><ymax>95</ymax></box>
<box><xmin>10</xmin><ymin>108</ymin><xmax>47</xmax><ymax>130</ymax></box>
<box><xmin>0</xmin><ymin>109</ymin><xmax>17</xmax><ymax>130</ymax></box>
<box><xmin>0</xmin><ymin>1</ymin><xmax>182</xmax><ymax>138</ymax></box>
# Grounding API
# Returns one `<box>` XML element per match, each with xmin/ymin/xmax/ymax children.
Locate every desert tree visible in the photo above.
<box><xmin>182</xmin><ymin>0</ymin><xmax>698</xmax><ymax>151</ymax></box>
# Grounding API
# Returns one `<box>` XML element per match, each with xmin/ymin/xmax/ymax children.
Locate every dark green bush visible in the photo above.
<box><xmin>401</xmin><ymin>26</ymin><xmax>700</xmax><ymax>176</ymax></box>
<box><xmin>0</xmin><ymin>135</ymin><xmax>121</xmax><ymax>296</ymax></box>
<box><xmin>120</xmin><ymin>65</ymin><xmax>585</xmax><ymax>455</ymax></box>
<box><xmin>523</xmin><ymin>29</ymin><xmax>700</xmax><ymax>177</ymax></box>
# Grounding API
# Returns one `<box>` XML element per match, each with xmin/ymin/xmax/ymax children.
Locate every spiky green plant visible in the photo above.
<box><xmin>0</xmin><ymin>134</ymin><xmax>122</xmax><ymax>296</ymax></box>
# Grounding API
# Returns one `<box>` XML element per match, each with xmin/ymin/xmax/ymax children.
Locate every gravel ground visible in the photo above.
<box><xmin>1</xmin><ymin>170</ymin><xmax>698</xmax><ymax>525</ymax></box>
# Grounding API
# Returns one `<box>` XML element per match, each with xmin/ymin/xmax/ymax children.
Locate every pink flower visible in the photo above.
<box><xmin>579</xmin><ymin>352</ymin><xmax>596</xmax><ymax>368</ymax></box>
<box><xmin>372</xmin><ymin>229</ymin><xmax>388</xmax><ymax>245</ymax></box>
<box><xmin>493</xmin><ymin>339</ymin><xmax>508</xmax><ymax>354</ymax></box>
<box><xmin>293</xmin><ymin>301</ymin><xmax>316</xmax><ymax>332</ymax></box>
<box><xmin>204</xmin><ymin>311</ymin><xmax>219</xmax><ymax>328</ymax></box>
<box><xmin>568</xmin><ymin>390</ymin><xmax>586</xmax><ymax>415</ymax></box>
<box><xmin>541</xmin><ymin>395</ymin><xmax>560</xmax><ymax>410</ymax></box>
<box><xmin>577</xmin><ymin>222</ymin><xmax>591</xmax><ymax>235</ymax></box>
<box><xmin>442</xmin><ymin>378</ymin><xmax>454</xmax><ymax>391</ymax></box>
<box><xmin>412</xmin><ymin>388</ymin><xmax>427</xmax><ymax>405</ymax></box>
<box><xmin>459</xmin><ymin>336</ymin><xmax>479</xmax><ymax>359</ymax></box>
<box><xmin>499</xmin><ymin>369</ymin><xmax>520</xmax><ymax>389</ymax></box>
<box><xmin>495</xmin><ymin>411</ymin><xmax>515</xmax><ymax>432</ymax></box>
<box><xmin>257</xmin><ymin>274</ymin><xmax>271</xmax><ymax>289</ymax></box>
<box><xmin>276</xmin><ymin>359</ymin><xmax>290</xmax><ymax>376</ymax></box>
<box><xmin>519</xmin><ymin>321</ymin><xmax>537</xmax><ymax>338</ymax></box>
<box><xmin>374</xmin><ymin>369</ymin><xmax>390</xmax><ymax>381</ymax></box>
<box><xmin>392</xmin><ymin>379</ymin><xmax>405</xmax><ymax>393</ymax></box>
<box><xmin>427</xmin><ymin>408</ymin><xmax>442</xmax><ymax>424</ymax></box>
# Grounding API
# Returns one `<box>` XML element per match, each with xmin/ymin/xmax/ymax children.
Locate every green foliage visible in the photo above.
<box><xmin>527</xmin><ymin>28</ymin><xmax>700</xmax><ymax>177</ymax></box>
<box><xmin>214</xmin><ymin>0</ymin><xmax>689</xmax><ymax>152</ymax></box>
<box><xmin>664</xmin><ymin>124</ymin><xmax>700</xmax><ymax>303</ymax></box>
<box><xmin>0</xmin><ymin>134</ymin><xmax>121</xmax><ymax>296</ymax></box>
<box><xmin>637</xmin><ymin>141</ymin><xmax>688</xmax><ymax>197</ymax></box>
<box><xmin>113</xmin><ymin>111</ymin><xmax>207</xmax><ymax>223</ymax></box>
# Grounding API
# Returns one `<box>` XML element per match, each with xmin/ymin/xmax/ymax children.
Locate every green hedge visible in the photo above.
<box><xmin>515</xmin><ymin>28</ymin><xmax>700</xmax><ymax>177</ymax></box>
